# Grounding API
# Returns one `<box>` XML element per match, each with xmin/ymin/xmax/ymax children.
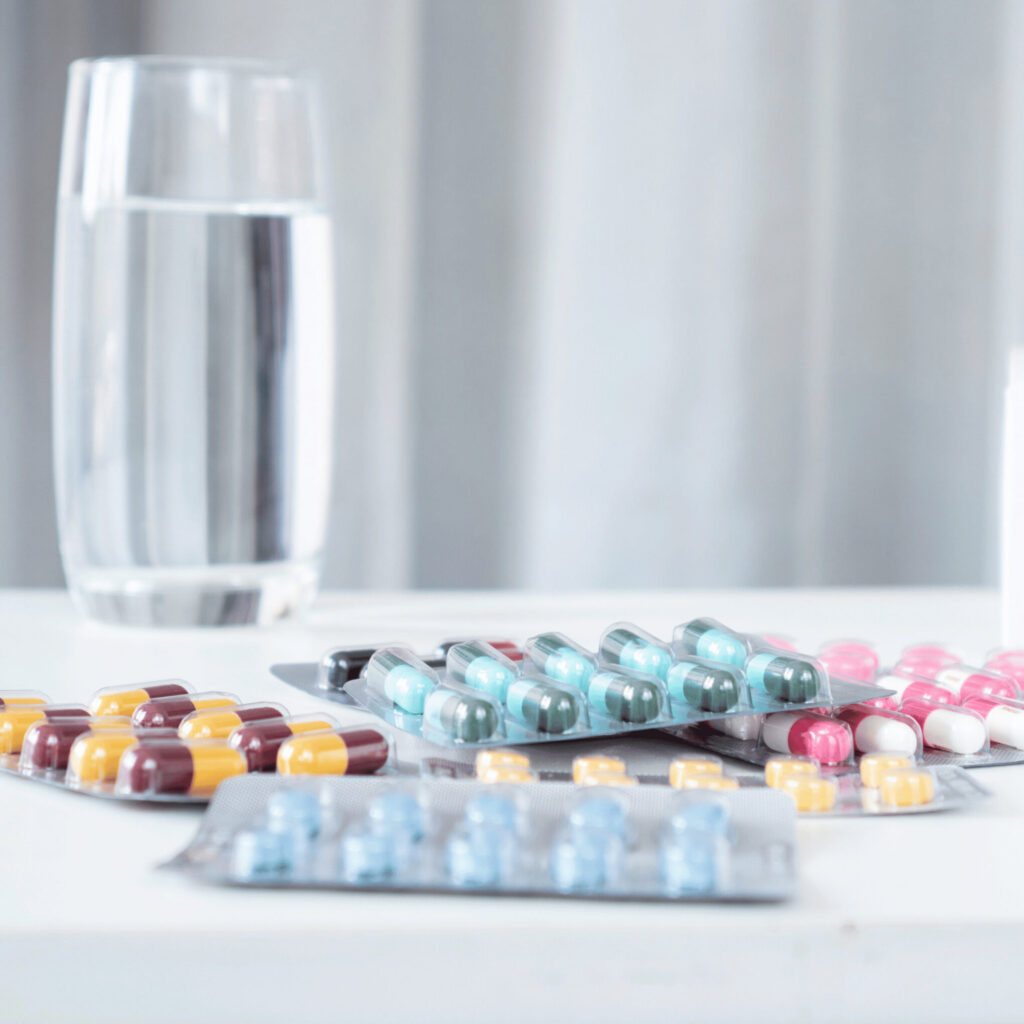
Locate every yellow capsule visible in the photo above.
<box><xmin>0</xmin><ymin>706</ymin><xmax>90</xmax><ymax>755</ymax></box>
<box><xmin>475</xmin><ymin>749</ymin><xmax>530</xmax><ymax>775</ymax></box>
<box><xmin>780</xmin><ymin>774</ymin><xmax>837</xmax><ymax>812</ymax></box>
<box><xmin>178</xmin><ymin>703</ymin><xmax>284</xmax><ymax>740</ymax></box>
<box><xmin>579</xmin><ymin>771</ymin><xmax>638</xmax><ymax>788</ymax></box>
<box><xmin>675</xmin><ymin>774</ymin><xmax>739</xmax><ymax>792</ymax></box>
<box><xmin>668</xmin><ymin>757</ymin><xmax>722</xmax><ymax>788</ymax></box>
<box><xmin>572</xmin><ymin>754</ymin><xmax>626</xmax><ymax>783</ymax></box>
<box><xmin>860</xmin><ymin>753</ymin><xmax>914</xmax><ymax>789</ymax></box>
<box><xmin>0</xmin><ymin>692</ymin><xmax>48</xmax><ymax>709</ymax></box>
<box><xmin>477</xmin><ymin>766</ymin><xmax>537</xmax><ymax>784</ymax></box>
<box><xmin>765</xmin><ymin>756</ymin><xmax>819</xmax><ymax>789</ymax></box>
<box><xmin>276</xmin><ymin>727</ymin><xmax>391</xmax><ymax>776</ymax></box>
<box><xmin>67</xmin><ymin>729</ymin><xmax>173</xmax><ymax>784</ymax></box>
<box><xmin>879</xmin><ymin>768</ymin><xmax>935</xmax><ymax>807</ymax></box>
<box><xmin>89</xmin><ymin>681</ymin><xmax>191</xmax><ymax>717</ymax></box>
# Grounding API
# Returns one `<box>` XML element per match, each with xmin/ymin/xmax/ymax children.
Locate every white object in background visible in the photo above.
<box><xmin>1003</xmin><ymin>348</ymin><xmax>1024</xmax><ymax>644</ymax></box>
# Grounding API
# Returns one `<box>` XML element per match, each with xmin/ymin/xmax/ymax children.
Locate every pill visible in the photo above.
<box><xmin>879</xmin><ymin>768</ymin><xmax>935</xmax><ymax>807</ymax></box>
<box><xmin>465</xmin><ymin>793</ymin><xmax>518</xmax><ymax>832</ymax></box>
<box><xmin>877</xmin><ymin>672</ymin><xmax>958</xmax><ymax>707</ymax></box>
<box><xmin>67</xmin><ymin>727</ymin><xmax>178</xmax><ymax>784</ymax></box>
<box><xmin>446</xmin><ymin>826</ymin><xmax>514</xmax><ymax>888</ymax></box>
<box><xmin>859</xmin><ymin>753</ymin><xmax>913</xmax><ymax>789</ymax></box>
<box><xmin>817</xmin><ymin>640</ymin><xmax>880</xmax><ymax>682</ymax></box>
<box><xmin>599</xmin><ymin>624</ymin><xmax>673</xmax><ymax>680</ymax></box>
<box><xmin>899</xmin><ymin>698</ymin><xmax>988</xmax><ymax>754</ymax></box>
<box><xmin>900</xmin><ymin>643</ymin><xmax>960</xmax><ymax>668</ymax></box>
<box><xmin>277</xmin><ymin>727</ymin><xmax>391</xmax><ymax>776</ymax></box>
<box><xmin>586</xmin><ymin>669</ymin><xmax>664</xmax><ymax>723</ymax></box>
<box><xmin>364</xmin><ymin>648</ymin><xmax>440</xmax><ymax>713</ymax></box>
<box><xmin>708</xmin><ymin>713</ymin><xmax>763</xmax><ymax>741</ymax></box>
<box><xmin>19</xmin><ymin>715</ymin><xmax>131</xmax><ymax>771</ymax></box>
<box><xmin>764</xmin><ymin>756</ymin><xmax>819</xmax><ymax>788</ymax></box>
<box><xmin>580</xmin><ymin>771</ymin><xmax>639</xmax><ymax>788</ymax></box>
<box><xmin>0</xmin><ymin>691</ymin><xmax>49</xmax><ymax>709</ymax></box>
<box><xmin>572</xmin><ymin>754</ymin><xmax>626</xmax><ymax>783</ymax></box>
<box><xmin>674</xmin><ymin>618</ymin><xmax>749</xmax><ymax>668</ymax></box>
<box><xmin>759</xmin><ymin>634</ymin><xmax>798</xmax><ymax>652</ymax></box>
<box><xmin>341</xmin><ymin>827</ymin><xmax>399</xmax><ymax>883</ymax></box>
<box><xmin>668</xmin><ymin>757</ymin><xmax>722</xmax><ymax>789</ymax></box>
<box><xmin>368</xmin><ymin>792</ymin><xmax>423</xmax><ymax>841</ymax></box>
<box><xmin>475</xmin><ymin>749</ymin><xmax>530</xmax><ymax>774</ymax></box>
<box><xmin>232</xmin><ymin>828</ymin><xmax>295</xmax><ymax>879</ymax></box>
<box><xmin>89</xmin><ymin>680</ymin><xmax>191</xmax><ymax>717</ymax></box>
<box><xmin>665</xmin><ymin>660</ymin><xmax>742</xmax><ymax>712</ymax></box>
<box><xmin>861</xmin><ymin>695</ymin><xmax>901</xmax><ymax>711</ymax></box>
<box><xmin>551</xmin><ymin>829</ymin><xmax>623</xmax><ymax>893</ymax></box>
<box><xmin>930</xmin><ymin>665</ymin><xmax>1019</xmax><ymax>702</ymax></box>
<box><xmin>0</xmin><ymin>704</ymin><xmax>88</xmax><ymax>755</ymax></box>
<box><xmin>267</xmin><ymin>790</ymin><xmax>323</xmax><ymax>839</ymax></box>
<box><xmin>446</xmin><ymin>641</ymin><xmax>519</xmax><ymax>702</ymax></box>
<box><xmin>674</xmin><ymin>774</ymin><xmax>738</xmax><ymax>792</ymax></box>
<box><xmin>229</xmin><ymin>715</ymin><xmax>339</xmax><ymax>771</ymax></box>
<box><xmin>179</xmin><ymin>703</ymin><xmax>286</xmax><ymax>740</ymax></box>
<box><xmin>320</xmin><ymin>646</ymin><xmax>389</xmax><ymax>689</ymax></box>
<box><xmin>116</xmin><ymin>738</ymin><xmax>248</xmax><ymax>795</ymax></box>
<box><xmin>525</xmin><ymin>632</ymin><xmax>597</xmax><ymax>690</ymax></box>
<box><xmin>131</xmin><ymin>692</ymin><xmax>238</xmax><ymax>729</ymax></box>
<box><xmin>422</xmin><ymin>686</ymin><xmax>502</xmax><ymax>742</ymax></box>
<box><xmin>961</xmin><ymin>696</ymin><xmax>1024</xmax><ymax>749</ymax></box>
<box><xmin>745</xmin><ymin>653</ymin><xmax>823</xmax><ymax>703</ymax></box>
<box><xmin>761</xmin><ymin>712</ymin><xmax>853</xmax><ymax>764</ymax></box>
<box><xmin>436</xmin><ymin>638</ymin><xmax>523</xmax><ymax>662</ymax></box>
<box><xmin>569</xmin><ymin>797</ymin><xmax>628</xmax><ymax>837</ymax></box>
<box><xmin>780</xmin><ymin>773</ymin><xmax>837</xmax><ymax>812</ymax></box>
<box><xmin>505</xmin><ymin>678</ymin><xmax>582</xmax><ymax>734</ymax></box>
<box><xmin>985</xmin><ymin>651</ymin><xmax>1024</xmax><ymax>686</ymax></box>
<box><xmin>660</xmin><ymin>833</ymin><xmax>719</xmax><ymax>894</ymax></box>
<box><xmin>478</xmin><ymin>765</ymin><xmax>538</xmax><ymax>784</ymax></box>
<box><xmin>833</xmin><ymin>706</ymin><xmax>919</xmax><ymax>755</ymax></box>
<box><xmin>669</xmin><ymin>801</ymin><xmax>731</xmax><ymax>838</ymax></box>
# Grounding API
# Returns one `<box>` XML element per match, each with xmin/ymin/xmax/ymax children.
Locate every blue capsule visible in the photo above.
<box><xmin>447</xmin><ymin>641</ymin><xmax>518</xmax><ymax>702</ymax></box>
<box><xmin>526</xmin><ymin>633</ymin><xmax>597</xmax><ymax>690</ymax></box>
<box><xmin>669</xmin><ymin>800</ymin><xmax>731</xmax><ymax>839</ymax></box>
<box><xmin>231</xmin><ymin>828</ymin><xmax>295</xmax><ymax>880</ymax></box>
<box><xmin>599</xmin><ymin>625</ymin><xmax>672</xmax><ymax>681</ymax></box>
<box><xmin>446</xmin><ymin>826</ymin><xmax>514</xmax><ymax>888</ymax></box>
<box><xmin>341</xmin><ymin>827</ymin><xmax>399</xmax><ymax>883</ymax></box>
<box><xmin>267</xmin><ymin>790</ymin><xmax>322</xmax><ymax>840</ymax></box>
<box><xmin>568</xmin><ymin>797</ymin><xmax>627</xmax><ymax>839</ymax></box>
<box><xmin>551</xmin><ymin>828</ymin><xmax>624</xmax><ymax>893</ymax></box>
<box><xmin>367</xmin><ymin>792</ymin><xmax>424</xmax><ymax>842</ymax></box>
<box><xmin>464</xmin><ymin>793</ymin><xmax>518</xmax><ymax>833</ymax></box>
<box><xmin>674</xmin><ymin>618</ymin><xmax>749</xmax><ymax>669</ymax></box>
<box><xmin>660</xmin><ymin>832</ymin><xmax>720</xmax><ymax>895</ymax></box>
<box><xmin>364</xmin><ymin>648</ymin><xmax>439</xmax><ymax>714</ymax></box>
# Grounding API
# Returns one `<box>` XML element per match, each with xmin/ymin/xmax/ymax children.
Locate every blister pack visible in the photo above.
<box><xmin>167</xmin><ymin>774</ymin><xmax>797</xmax><ymax>902</ymax></box>
<box><xmin>273</xmin><ymin>618</ymin><xmax>890</xmax><ymax>749</ymax></box>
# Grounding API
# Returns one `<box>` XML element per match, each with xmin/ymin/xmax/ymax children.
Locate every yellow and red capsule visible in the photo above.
<box><xmin>131</xmin><ymin>692</ymin><xmax>238</xmax><ymax>729</ymax></box>
<box><xmin>229</xmin><ymin>714</ymin><xmax>339</xmax><ymax>771</ymax></box>
<box><xmin>277</xmin><ymin>727</ymin><xmax>391</xmax><ymax>776</ymax></box>
<box><xmin>90</xmin><ymin>680</ymin><xmax>191</xmax><ymax>717</ymax></box>
<box><xmin>178</xmin><ymin>703</ymin><xmax>286</xmax><ymax>740</ymax></box>
<box><xmin>116</xmin><ymin>738</ymin><xmax>248</xmax><ymax>796</ymax></box>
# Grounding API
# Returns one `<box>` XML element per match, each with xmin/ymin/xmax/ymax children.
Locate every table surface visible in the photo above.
<box><xmin>0</xmin><ymin>586</ymin><xmax>1017</xmax><ymax>1024</ymax></box>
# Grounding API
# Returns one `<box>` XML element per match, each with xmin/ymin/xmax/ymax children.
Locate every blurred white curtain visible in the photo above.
<box><xmin>0</xmin><ymin>0</ymin><xmax>1010</xmax><ymax>588</ymax></box>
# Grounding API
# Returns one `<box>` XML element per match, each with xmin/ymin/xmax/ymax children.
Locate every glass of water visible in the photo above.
<box><xmin>52</xmin><ymin>57</ymin><xmax>334</xmax><ymax>626</ymax></box>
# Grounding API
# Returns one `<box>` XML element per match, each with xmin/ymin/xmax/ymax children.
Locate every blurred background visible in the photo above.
<box><xmin>0</xmin><ymin>0</ymin><xmax>1015</xmax><ymax>590</ymax></box>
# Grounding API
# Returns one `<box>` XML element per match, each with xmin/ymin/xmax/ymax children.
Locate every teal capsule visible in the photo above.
<box><xmin>674</xmin><ymin>618</ymin><xmax>749</xmax><ymax>669</ymax></box>
<box><xmin>447</xmin><ymin>641</ymin><xmax>518</xmax><ymax>701</ymax></box>
<box><xmin>422</xmin><ymin>686</ymin><xmax>501</xmax><ymax>742</ymax></box>
<box><xmin>365</xmin><ymin>648</ymin><xmax>439</xmax><ymax>714</ymax></box>
<box><xmin>586</xmin><ymin>669</ymin><xmax>664</xmax><ymax>723</ymax></box>
<box><xmin>527</xmin><ymin>633</ymin><xmax>597</xmax><ymax>690</ymax></box>
<box><xmin>665</xmin><ymin>660</ymin><xmax>741</xmax><ymax>713</ymax></box>
<box><xmin>599</xmin><ymin>626</ymin><xmax>672</xmax><ymax>681</ymax></box>
<box><xmin>505</xmin><ymin>678</ymin><xmax>581</xmax><ymax>734</ymax></box>
<box><xmin>745</xmin><ymin>652</ymin><xmax>821</xmax><ymax>703</ymax></box>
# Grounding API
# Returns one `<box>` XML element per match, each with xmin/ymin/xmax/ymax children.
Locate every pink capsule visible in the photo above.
<box><xmin>760</xmin><ymin>712</ymin><xmax>853</xmax><ymax>765</ymax></box>
<box><xmin>930</xmin><ymin>664</ymin><xmax>1019</xmax><ymax>703</ymax></box>
<box><xmin>879</xmin><ymin>671</ymin><xmax>959</xmax><ymax>706</ymax></box>
<box><xmin>900</xmin><ymin>698</ymin><xmax>987</xmax><ymax>754</ymax></box>
<box><xmin>897</xmin><ymin>644</ymin><xmax>960</xmax><ymax>678</ymax></box>
<box><xmin>818</xmin><ymin>641</ymin><xmax>879</xmax><ymax>682</ymax></box>
<box><xmin>985</xmin><ymin>651</ymin><xmax>1024</xmax><ymax>687</ymax></box>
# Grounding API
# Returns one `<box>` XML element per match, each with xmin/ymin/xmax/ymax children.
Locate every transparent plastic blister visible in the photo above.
<box><xmin>282</xmin><ymin>622</ymin><xmax>888</xmax><ymax>750</ymax></box>
<box><xmin>167</xmin><ymin>774</ymin><xmax>797</xmax><ymax>903</ymax></box>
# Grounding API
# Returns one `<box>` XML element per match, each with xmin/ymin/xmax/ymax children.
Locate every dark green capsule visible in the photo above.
<box><xmin>745</xmin><ymin>652</ymin><xmax>821</xmax><ymax>703</ymax></box>
<box><xmin>666</xmin><ymin>661</ymin><xmax>740</xmax><ymax>712</ymax></box>
<box><xmin>587</xmin><ymin>671</ymin><xmax>664</xmax><ymax>723</ymax></box>
<box><xmin>505</xmin><ymin>679</ymin><xmax>581</xmax><ymax>734</ymax></box>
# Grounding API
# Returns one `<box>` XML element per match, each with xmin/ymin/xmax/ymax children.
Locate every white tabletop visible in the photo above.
<box><xmin>0</xmin><ymin>587</ymin><xmax>1016</xmax><ymax>1024</ymax></box>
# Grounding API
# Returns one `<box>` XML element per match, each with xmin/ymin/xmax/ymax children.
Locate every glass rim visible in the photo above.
<box><xmin>68</xmin><ymin>55</ymin><xmax>310</xmax><ymax>81</ymax></box>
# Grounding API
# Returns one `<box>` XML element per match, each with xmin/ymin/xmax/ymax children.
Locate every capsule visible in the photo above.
<box><xmin>708</xmin><ymin>713</ymin><xmax>763</xmax><ymax>741</ymax></box>
<box><xmin>673</xmin><ymin>618</ymin><xmax>749</xmax><ymax>668</ymax></box>
<box><xmin>859</xmin><ymin>753</ymin><xmax>914</xmax><ymax>789</ymax></box>
<box><xmin>465</xmin><ymin>793</ymin><xmax>519</xmax><ymax>833</ymax></box>
<box><xmin>131</xmin><ymin>692</ymin><xmax>239</xmax><ymax>729</ymax></box>
<box><xmin>899</xmin><ymin>698</ymin><xmax>987</xmax><ymax>754</ymax></box>
<box><xmin>368</xmin><ymin>792</ymin><xmax>424</xmax><ymax>841</ymax></box>
<box><xmin>229</xmin><ymin>714</ymin><xmax>339</xmax><ymax>771</ymax></box>
<box><xmin>878</xmin><ymin>671</ymin><xmax>958</xmax><ymax>707</ymax></box>
<box><xmin>0</xmin><ymin>704</ymin><xmax>89</xmax><ymax>755</ymax></box>
<box><xmin>586</xmin><ymin>668</ymin><xmax>664</xmax><ymax>723</ymax></box>
<box><xmin>524</xmin><ymin>633</ymin><xmax>597</xmax><ymax>690</ymax></box>
<box><xmin>928</xmin><ymin>664</ymin><xmax>1019</xmax><ymax>702</ymax></box>
<box><xmin>834</xmin><ymin>705</ymin><xmax>920</xmax><ymax>755</ymax></box>
<box><xmin>320</xmin><ymin>645</ymin><xmax>392</xmax><ymax>689</ymax></box>
<box><xmin>341</xmin><ymin>827</ymin><xmax>399</xmax><ymax>883</ymax></box>
<box><xmin>761</xmin><ymin>712</ymin><xmax>852</xmax><ymax>764</ymax></box>
<box><xmin>780</xmin><ymin>774</ymin><xmax>837</xmax><ymax>812</ymax></box>
<box><xmin>599</xmin><ymin>624</ymin><xmax>672</xmax><ymax>680</ymax></box>
<box><xmin>879</xmin><ymin>768</ymin><xmax>936</xmax><ymax>807</ymax></box>
<box><xmin>669</xmin><ymin>800</ymin><xmax>732</xmax><ymax>839</ymax></box>
<box><xmin>744</xmin><ymin>652</ymin><xmax>823</xmax><ymax>703</ymax></box>
<box><xmin>817</xmin><ymin>640</ymin><xmax>880</xmax><ymax>682</ymax></box>
<box><xmin>436</xmin><ymin>638</ymin><xmax>523</xmax><ymax>662</ymax></box>
<box><xmin>962</xmin><ymin>695</ymin><xmax>1024</xmax><ymax>749</ymax></box>
<box><xmin>551</xmin><ymin>828</ymin><xmax>623</xmax><ymax>893</ymax></box>
<box><xmin>569</xmin><ymin>796</ymin><xmax>628</xmax><ymax>837</ymax></box>
<box><xmin>19</xmin><ymin>715</ymin><xmax>132</xmax><ymax>771</ymax></box>
<box><xmin>67</xmin><ymin>728</ymin><xmax>178</xmax><ymax>785</ymax></box>
<box><xmin>446</xmin><ymin>826</ymin><xmax>514</xmax><ymax>888</ymax></box>
<box><xmin>268</xmin><ymin>790</ymin><xmax>324</xmax><ymax>840</ymax></box>
<box><xmin>179</xmin><ymin>702</ymin><xmax>286</xmax><ymax>740</ymax></box>
<box><xmin>478</xmin><ymin>765</ymin><xmax>538</xmax><ymax>784</ymax></box>
<box><xmin>232</xmin><ymin>829</ymin><xmax>295</xmax><ymax>880</ymax></box>
<box><xmin>505</xmin><ymin>677</ymin><xmax>583</xmax><ymax>734</ymax></box>
<box><xmin>89</xmin><ymin>680</ymin><xmax>191</xmax><ymax>717</ymax></box>
<box><xmin>572</xmin><ymin>754</ymin><xmax>626</xmax><ymax>784</ymax></box>
<box><xmin>364</xmin><ymin>648</ymin><xmax>440</xmax><ymax>713</ymax></box>
<box><xmin>660</xmin><ymin>833</ymin><xmax>720</xmax><ymax>894</ymax></box>
<box><xmin>116</xmin><ymin>738</ymin><xmax>248</xmax><ymax>796</ymax></box>
<box><xmin>764</xmin><ymin>756</ymin><xmax>819</xmax><ymax>788</ymax></box>
<box><xmin>475</xmin><ymin>749</ymin><xmax>530</xmax><ymax>775</ymax></box>
<box><xmin>277</xmin><ymin>726</ymin><xmax>391</xmax><ymax>776</ymax></box>
<box><xmin>668</xmin><ymin>757</ymin><xmax>722</xmax><ymax>789</ymax></box>
<box><xmin>673</xmin><ymin>775</ymin><xmax>738</xmax><ymax>792</ymax></box>
<box><xmin>422</xmin><ymin>685</ymin><xmax>502</xmax><ymax>742</ymax></box>
<box><xmin>0</xmin><ymin>691</ymin><xmax>49</xmax><ymax>710</ymax></box>
<box><xmin>665</xmin><ymin>660</ymin><xmax>742</xmax><ymax>712</ymax></box>
<box><xmin>446</xmin><ymin>641</ymin><xmax>519</xmax><ymax>702</ymax></box>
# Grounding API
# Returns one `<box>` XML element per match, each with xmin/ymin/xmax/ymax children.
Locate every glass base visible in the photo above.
<box><xmin>66</xmin><ymin>561</ymin><xmax>319</xmax><ymax>627</ymax></box>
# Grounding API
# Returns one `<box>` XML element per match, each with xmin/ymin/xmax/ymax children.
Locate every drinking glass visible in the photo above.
<box><xmin>52</xmin><ymin>57</ymin><xmax>334</xmax><ymax>626</ymax></box>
